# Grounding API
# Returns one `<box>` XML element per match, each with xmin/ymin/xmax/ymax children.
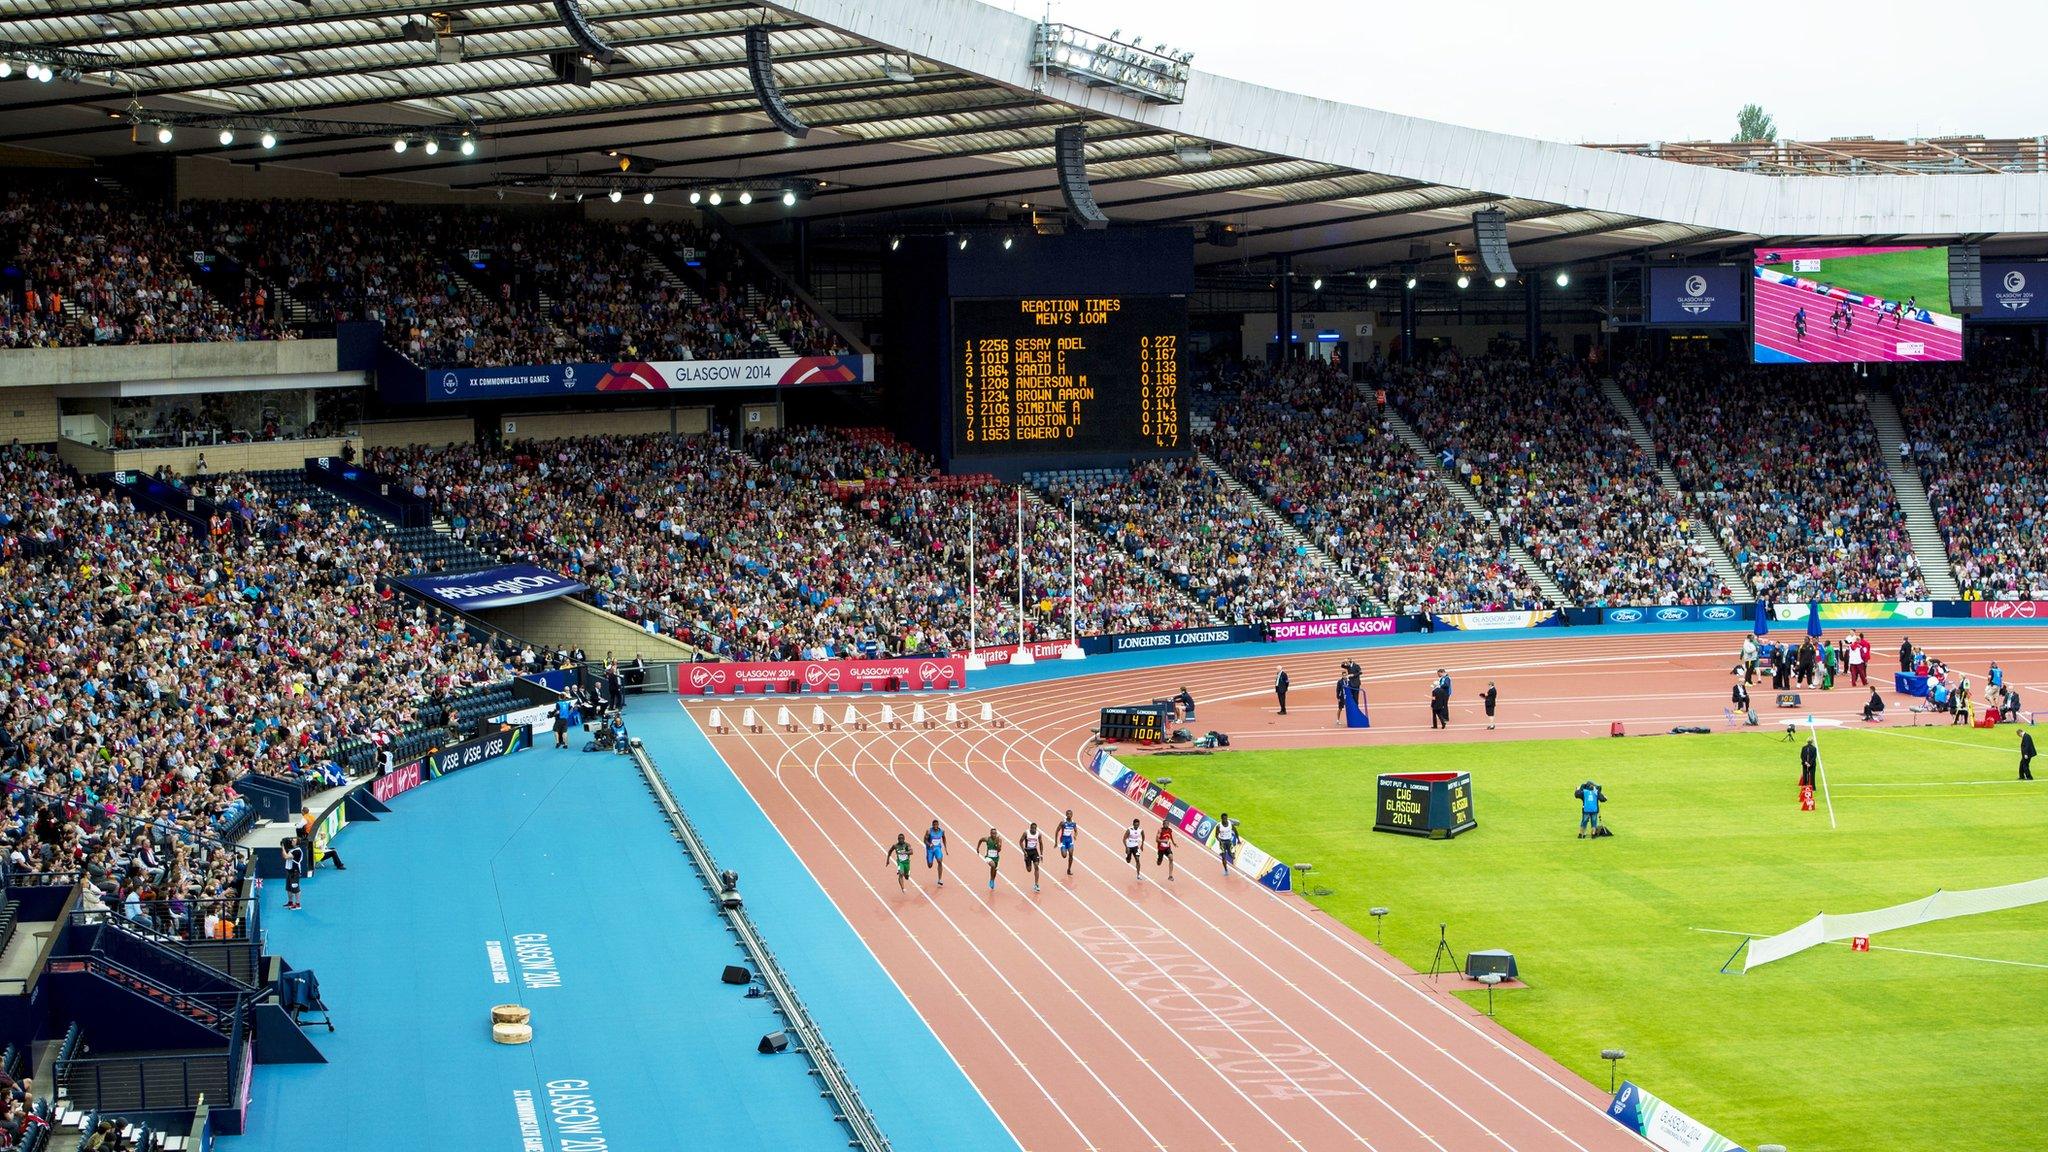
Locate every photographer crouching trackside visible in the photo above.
<box><xmin>1574</xmin><ymin>781</ymin><xmax>1608</xmax><ymax>838</ymax></box>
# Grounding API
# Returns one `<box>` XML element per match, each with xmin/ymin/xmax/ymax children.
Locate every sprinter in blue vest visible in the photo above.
<box><xmin>922</xmin><ymin>820</ymin><xmax>947</xmax><ymax>888</ymax></box>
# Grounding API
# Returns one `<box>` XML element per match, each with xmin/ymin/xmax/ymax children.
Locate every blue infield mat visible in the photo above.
<box><xmin>237</xmin><ymin>735</ymin><xmax>996</xmax><ymax>1151</ymax></box>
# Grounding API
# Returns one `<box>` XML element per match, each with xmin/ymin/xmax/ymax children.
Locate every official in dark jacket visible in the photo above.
<box><xmin>1800</xmin><ymin>739</ymin><xmax>1818</xmax><ymax>788</ymax></box>
<box><xmin>1274</xmin><ymin>668</ymin><xmax>1290</xmax><ymax>715</ymax></box>
<box><xmin>2022</xmin><ymin>730</ymin><xmax>2036</xmax><ymax>782</ymax></box>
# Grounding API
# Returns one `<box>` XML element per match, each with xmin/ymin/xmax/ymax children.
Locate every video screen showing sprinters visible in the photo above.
<box><xmin>1751</xmin><ymin>246</ymin><xmax>1963</xmax><ymax>363</ymax></box>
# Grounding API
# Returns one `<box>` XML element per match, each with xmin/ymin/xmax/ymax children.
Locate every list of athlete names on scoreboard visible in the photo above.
<box><xmin>954</xmin><ymin>296</ymin><xmax>1184</xmax><ymax>454</ymax></box>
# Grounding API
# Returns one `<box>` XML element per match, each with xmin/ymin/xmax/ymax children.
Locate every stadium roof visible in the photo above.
<box><xmin>5</xmin><ymin>0</ymin><xmax>2046</xmax><ymax>273</ymax></box>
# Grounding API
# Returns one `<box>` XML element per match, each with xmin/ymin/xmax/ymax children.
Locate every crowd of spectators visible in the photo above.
<box><xmin>2</xmin><ymin>188</ymin><xmax>282</xmax><ymax>348</ymax></box>
<box><xmin>1391</xmin><ymin>355</ymin><xmax>1723</xmax><ymax>606</ymax></box>
<box><xmin>185</xmin><ymin>199</ymin><xmax>844</xmax><ymax>365</ymax></box>
<box><xmin>1628</xmin><ymin>365</ymin><xmax>1924</xmax><ymax>601</ymax></box>
<box><xmin>1036</xmin><ymin>454</ymin><xmax>1364</xmax><ymax>624</ymax></box>
<box><xmin>1900</xmin><ymin>350</ymin><xmax>2048</xmax><ymax>599</ymax></box>
<box><xmin>370</xmin><ymin>433</ymin><xmax>951</xmax><ymax>660</ymax></box>
<box><xmin>0</xmin><ymin>443</ymin><xmax>511</xmax><ymax>929</ymax></box>
<box><xmin>1201</xmin><ymin>360</ymin><xmax>1549</xmax><ymax>614</ymax></box>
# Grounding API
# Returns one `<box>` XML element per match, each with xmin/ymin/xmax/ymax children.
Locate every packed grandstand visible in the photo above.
<box><xmin>2</xmin><ymin>1</ymin><xmax>2046</xmax><ymax>1150</ymax></box>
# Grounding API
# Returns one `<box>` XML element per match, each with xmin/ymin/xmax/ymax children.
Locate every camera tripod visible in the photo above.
<box><xmin>1426</xmin><ymin>923</ymin><xmax>1460</xmax><ymax>981</ymax></box>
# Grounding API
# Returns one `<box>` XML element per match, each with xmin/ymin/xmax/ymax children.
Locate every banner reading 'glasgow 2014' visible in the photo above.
<box><xmin>1979</xmin><ymin>262</ymin><xmax>2048</xmax><ymax>320</ymax></box>
<box><xmin>405</xmin><ymin>354</ymin><xmax>873</xmax><ymax>403</ymax></box>
<box><xmin>1648</xmin><ymin>266</ymin><xmax>1744</xmax><ymax>325</ymax></box>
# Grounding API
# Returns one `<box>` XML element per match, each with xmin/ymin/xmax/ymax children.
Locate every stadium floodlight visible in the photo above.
<box><xmin>1002</xmin><ymin>235</ymin><xmax>1014</xmax><ymax>250</ymax></box>
<box><xmin>781</xmin><ymin>189</ymin><xmax>796</xmax><ymax>207</ymax></box>
<box><xmin>688</xmin><ymin>191</ymin><xmax>702</xmax><ymax>205</ymax></box>
<box><xmin>423</xmin><ymin>138</ymin><xmax>440</xmax><ymax>155</ymax></box>
<box><xmin>260</xmin><ymin>130</ymin><xmax>277</xmax><ymax>150</ymax></box>
<box><xmin>155</xmin><ymin>125</ymin><xmax>174</xmax><ymax>144</ymax></box>
<box><xmin>707</xmin><ymin>190</ymin><xmax>722</xmax><ymax>206</ymax></box>
<box><xmin>1311</xmin><ymin>277</ymin><xmax>1322</xmax><ymax>290</ymax></box>
<box><xmin>217</xmin><ymin>128</ymin><xmax>235</xmax><ymax>146</ymax></box>
<box><xmin>392</xmin><ymin>137</ymin><xmax>408</xmax><ymax>153</ymax></box>
<box><xmin>1367</xmin><ymin>277</ymin><xmax>1378</xmax><ymax>290</ymax></box>
<box><xmin>641</xmin><ymin>190</ymin><xmax>654</xmax><ymax>205</ymax></box>
<box><xmin>0</xmin><ymin>61</ymin><xmax>11</xmax><ymax>79</ymax></box>
<box><xmin>738</xmin><ymin>190</ymin><xmax>753</xmax><ymax>205</ymax></box>
<box><xmin>1405</xmin><ymin>276</ymin><xmax>1418</xmax><ymax>290</ymax></box>
<box><xmin>574</xmin><ymin>192</ymin><xmax>585</xmax><ymax>203</ymax></box>
<box><xmin>548</xmin><ymin>189</ymin><xmax>559</xmax><ymax>202</ymax></box>
<box><xmin>959</xmin><ymin>235</ymin><xmax>969</xmax><ymax>250</ymax></box>
<box><xmin>1493</xmin><ymin>275</ymin><xmax>1507</xmax><ymax>288</ymax></box>
<box><xmin>1456</xmin><ymin>275</ymin><xmax>1470</xmax><ymax>290</ymax></box>
<box><xmin>608</xmin><ymin>187</ymin><xmax>622</xmax><ymax>203</ymax></box>
<box><xmin>1555</xmin><ymin>270</ymin><xmax>1571</xmax><ymax>288</ymax></box>
<box><xmin>459</xmin><ymin>138</ymin><xmax>476</xmax><ymax>157</ymax></box>
<box><xmin>889</xmin><ymin>237</ymin><xmax>901</xmax><ymax>251</ymax></box>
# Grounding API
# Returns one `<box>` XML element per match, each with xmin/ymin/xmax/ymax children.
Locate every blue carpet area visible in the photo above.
<box><xmin>233</xmin><ymin>741</ymin><xmax>852</xmax><ymax>1152</ymax></box>
<box><xmin>627</xmin><ymin>701</ymin><xmax>1018</xmax><ymax>1152</ymax></box>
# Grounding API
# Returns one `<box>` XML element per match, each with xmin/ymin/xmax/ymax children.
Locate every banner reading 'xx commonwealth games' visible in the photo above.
<box><xmin>1770</xmin><ymin>601</ymin><xmax>1931</xmax><ymax>623</ymax></box>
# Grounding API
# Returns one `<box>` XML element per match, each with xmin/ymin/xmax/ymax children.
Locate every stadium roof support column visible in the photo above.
<box><xmin>1524</xmin><ymin>278</ymin><xmax>1540</xmax><ymax>363</ymax></box>
<box><xmin>1399</xmin><ymin>287</ymin><xmax>1416</xmax><ymax>363</ymax></box>
<box><xmin>794</xmin><ymin>218</ymin><xmax>812</xmax><ymax>290</ymax></box>
<box><xmin>1275</xmin><ymin>255</ymin><xmax>1293</xmax><ymax>365</ymax></box>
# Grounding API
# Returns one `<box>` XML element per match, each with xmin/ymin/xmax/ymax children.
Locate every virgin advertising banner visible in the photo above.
<box><xmin>1971</xmin><ymin>600</ymin><xmax>2048</xmax><ymax>620</ymax></box>
<box><xmin>676</xmin><ymin>656</ymin><xmax>967</xmax><ymax>696</ymax></box>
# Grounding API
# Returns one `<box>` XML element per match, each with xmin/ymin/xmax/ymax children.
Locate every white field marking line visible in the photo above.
<box><xmin>808</xmin><ymin>723</ymin><xmax>1338</xmax><ymax>1150</ymax></box>
<box><xmin>672</xmin><ymin>708</ymin><xmax>1036</xmax><ymax>1152</ymax></box>
<box><xmin>934</xmin><ymin>706</ymin><xmax>1524</xmax><ymax>1152</ymax></box>
<box><xmin>1859</xmin><ymin>727</ymin><xmax>2033</xmax><ymax>755</ymax></box>
<box><xmin>989</xmin><ymin>672</ymin><xmax>1645</xmax><ymax>1148</ymax></box>
<box><xmin>995</xmin><ymin>703</ymin><xmax>1611</xmax><ymax>1152</ymax></box>
<box><xmin>1833</xmin><ymin>780</ymin><xmax>2026</xmax><ymax>788</ymax></box>
<box><xmin>775</xmin><ymin>718</ymin><xmax>1255</xmax><ymax>1150</ymax></box>
<box><xmin>740</xmin><ymin>716</ymin><xmax>1133</xmax><ymax>1149</ymax></box>
<box><xmin>1686</xmin><ymin>928</ymin><xmax>2048</xmax><ymax>971</ymax></box>
<box><xmin>869</xmin><ymin>718</ymin><xmax>1409</xmax><ymax>1150</ymax></box>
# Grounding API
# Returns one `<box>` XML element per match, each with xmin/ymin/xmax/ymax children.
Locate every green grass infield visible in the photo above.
<box><xmin>1157</xmin><ymin>725</ymin><xmax>2048</xmax><ymax>1152</ymax></box>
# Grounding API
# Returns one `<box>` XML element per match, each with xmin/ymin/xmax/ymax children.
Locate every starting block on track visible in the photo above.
<box><xmin>844</xmin><ymin>704</ymin><xmax>865</xmax><ymax>731</ymax></box>
<box><xmin>778</xmin><ymin>706</ymin><xmax>796</xmax><ymax>732</ymax></box>
<box><xmin>707</xmin><ymin>707</ymin><xmax>728</xmax><ymax>734</ymax></box>
<box><xmin>811</xmin><ymin>705</ymin><xmax>831</xmax><ymax>731</ymax></box>
<box><xmin>742</xmin><ymin>707</ymin><xmax>762</xmax><ymax>733</ymax></box>
<box><xmin>881</xmin><ymin>704</ymin><xmax>899</xmax><ymax>729</ymax></box>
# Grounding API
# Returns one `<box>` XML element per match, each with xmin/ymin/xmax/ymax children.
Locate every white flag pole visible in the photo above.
<box><xmin>1807</xmin><ymin>714</ymin><xmax>1837</xmax><ymax>830</ymax></box>
<box><xmin>1012</xmin><ymin>487</ymin><xmax>1035</xmax><ymax>665</ymax></box>
<box><xmin>964</xmin><ymin>505</ymin><xmax>985</xmax><ymax>671</ymax></box>
<box><xmin>1062</xmin><ymin>496</ymin><xmax>1085</xmax><ymax>660</ymax></box>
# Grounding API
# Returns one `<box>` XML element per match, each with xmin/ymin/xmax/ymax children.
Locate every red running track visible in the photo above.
<box><xmin>687</xmin><ymin>627</ymin><xmax>2048</xmax><ymax>1151</ymax></box>
<box><xmin>1753</xmin><ymin>274</ymin><xmax>1962</xmax><ymax>363</ymax></box>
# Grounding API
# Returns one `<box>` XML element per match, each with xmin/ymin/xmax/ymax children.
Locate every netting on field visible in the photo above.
<box><xmin>1743</xmin><ymin>876</ymin><xmax>2048</xmax><ymax>971</ymax></box>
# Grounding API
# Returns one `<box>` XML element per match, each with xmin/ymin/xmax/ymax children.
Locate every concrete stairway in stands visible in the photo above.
<box><xmin>1195</xmin><ymin>450</ymin><xmax>1380</xmax><ymax>612</ymax></box>
<box><xmin>1379</xmin><ymin>404</ymin><xmax>1571</xmax><ymax>608</ymax></box>
<box><xmin>1865</xmin><ymin>390</ymin><xmax>1961</xmax><ymax>599</ymax></box>
<box><xmin>745</xmin><ymin>285</ymin><xmax>798</xmax><ymax>356</ymax></box>
<box><xmin>1599</xmin><ymin>380</ymin><xmax>1756</xmax><ymax>602</ymax></box>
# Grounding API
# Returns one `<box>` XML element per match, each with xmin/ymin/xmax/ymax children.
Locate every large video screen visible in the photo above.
<box><xmin>952</xmin><ymin>295</ymin><xmax>1186</xmax><ymax>456</ymax></box>
<box><xmin>1751</xmin><ymin>246</ymin><xmax>1963</xmax><ymax>363</ymax></box>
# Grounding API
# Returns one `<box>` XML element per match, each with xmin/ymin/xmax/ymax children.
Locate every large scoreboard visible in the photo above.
<box><xmin>951</xmin><ymin>295</ymin><xmax>1186</xmax><ymax>457</ymax></box>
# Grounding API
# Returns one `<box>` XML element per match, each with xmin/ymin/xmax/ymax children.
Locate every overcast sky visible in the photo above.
<box><xmin>1027</xmin><ymin>0</ymin><xmax>2043</xmax><ymax>143</ymax></box>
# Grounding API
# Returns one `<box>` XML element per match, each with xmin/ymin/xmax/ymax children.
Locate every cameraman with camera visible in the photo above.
<box><xmin>1574</xmin><ymin>780</ymin><xmax>1607</xmax><ymax>839</ymax></box>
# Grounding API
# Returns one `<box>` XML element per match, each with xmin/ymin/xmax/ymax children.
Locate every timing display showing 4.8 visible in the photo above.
<box><xmin>952</xmin><ymin>295</ymin><xmax>1186</xmax><ymax>455</ymax></box>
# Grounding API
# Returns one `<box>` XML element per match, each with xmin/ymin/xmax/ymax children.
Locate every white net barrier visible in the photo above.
<box><xmin>1743</xmin><ymin>876</ymin><xmax>2048</xmax><ymax>972</ymax></box>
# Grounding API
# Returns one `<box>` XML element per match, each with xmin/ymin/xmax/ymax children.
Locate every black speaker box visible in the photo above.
<box><xmin>758</xmin><ymin>1030</ymin><xmax>790</xmax><ymax>1054</ymax></box>
<box><xmin>1948</xmin><ymin>244</ymin><xmax>1982</xmax><ymax>314</ymax></box>
<box><xmin>1055</xmin><ymin>125</ymin><xmax>1109</xmax><ymax>230</ymax></box>
<box><xmin>721</xmin><ymin>965</ymin><xmax>751</xmax><ymax>985</ymax></box>
<box><xmin>1472</xmin><ymin>209</ymin><xmax>1516</xmax><ymax>276</ymax></box>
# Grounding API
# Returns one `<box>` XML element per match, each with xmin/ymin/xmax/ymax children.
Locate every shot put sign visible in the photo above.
<box><xmin>1374</xmin><ymin>771</ymin><xmax>1477</xmax><ymax>839</ymax></box>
